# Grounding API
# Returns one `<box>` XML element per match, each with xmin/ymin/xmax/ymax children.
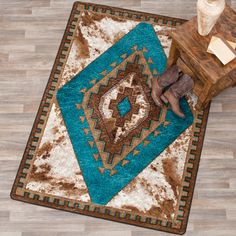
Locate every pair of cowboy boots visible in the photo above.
<box><xmin>151</xmin><ymin>65</ymin><xmax>194</xmax><ymax>118</ymax></box>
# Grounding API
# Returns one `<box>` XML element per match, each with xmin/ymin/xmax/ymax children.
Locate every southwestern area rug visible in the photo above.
<box><xmin>11</xmin><ymin>2</ymin><xmax>210</xmax><ymax>234</ymax></box>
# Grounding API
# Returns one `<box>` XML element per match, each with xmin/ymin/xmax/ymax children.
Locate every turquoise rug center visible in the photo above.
<box><xmin>57</xmin><ymin>23</ymin><xmax>194</xmax><ymax>205</ymax></box>
<box><xmin>117</xmin><ymin>96</ymin><xmax>132</xmax><ymax>117</ymax></box>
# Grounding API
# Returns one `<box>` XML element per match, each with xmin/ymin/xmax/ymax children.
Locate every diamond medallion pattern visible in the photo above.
<box><xmin>57</xmin><ymin>23</ymin><xmax>194</xmax><ymax>205</ymax></box>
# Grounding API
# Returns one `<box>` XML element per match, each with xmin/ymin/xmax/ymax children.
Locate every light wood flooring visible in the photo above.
<box><xmin>0</xmin><ymin>0</ymin><xmax>236</xmax><ymax>235</ymax></box>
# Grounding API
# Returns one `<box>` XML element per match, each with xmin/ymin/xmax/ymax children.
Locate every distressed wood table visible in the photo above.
<box><xmin>168</xmin><ymin>5</ymin><xmax>236</xmax><ymax>110</ymax></box>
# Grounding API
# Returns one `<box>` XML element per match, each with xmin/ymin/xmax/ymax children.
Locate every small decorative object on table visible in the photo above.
<box><xmin>207</xmin><ymin>35</ymin><xmax>236</xmax><ymax>65</ymax></box>
<box><xmin>197</xmin><ymin>0</ymin><xmax>225</xmax><ymax>36</ymax></box>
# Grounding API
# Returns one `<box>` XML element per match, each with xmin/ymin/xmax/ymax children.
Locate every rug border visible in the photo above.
<box><xmin>10</xmin><ymin>1</ymin><xmax>210</xmax><ymax>235</ymax></box>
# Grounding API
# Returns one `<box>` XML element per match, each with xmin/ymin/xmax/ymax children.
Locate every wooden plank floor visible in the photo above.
<box><xmin>0</xmin><ymin>0</ymin><xmax>236</xmax><ymax>235</ymax></box>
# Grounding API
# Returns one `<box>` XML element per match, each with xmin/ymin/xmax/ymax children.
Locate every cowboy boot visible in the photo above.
<box><xmin>161</xmin><ymin>74</ymin><xmax>194</xmax><ymax>118</ymax></box>
<box><xmin>151</xmin><ymin>64</ymin><xmax>180</xmax><ymax>107</ymax></box>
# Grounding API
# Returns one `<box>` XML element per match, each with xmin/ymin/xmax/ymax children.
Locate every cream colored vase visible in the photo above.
<box><xmin>197</xmin><ymin>0</ymin><xmax>225</xmax><ymax>36</ymax></box>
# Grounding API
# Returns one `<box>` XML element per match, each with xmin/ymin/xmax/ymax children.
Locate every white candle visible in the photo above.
<box><xmin>197</xmin><ymin>0</ymin><xmax>225</xmax><ymax>36</ymax></box>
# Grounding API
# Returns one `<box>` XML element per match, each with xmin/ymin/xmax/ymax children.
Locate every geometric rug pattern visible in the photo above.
<box><xmin>11</xmin><ymin>2</ymin><xmax>210</xmax><ymax>234</ymax></box>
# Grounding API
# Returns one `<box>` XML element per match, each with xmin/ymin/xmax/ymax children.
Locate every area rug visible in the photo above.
<box><xmin>11</xmin><ymin>2</ymin><xmax>210</xmax><ymax>234</ymax></box>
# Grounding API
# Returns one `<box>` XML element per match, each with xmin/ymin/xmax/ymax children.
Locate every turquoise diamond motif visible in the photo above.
<box><xmin>117</xmin><ymin>96</ymin><xmax>131</xmax><ymax>117</ymax></box>
<box><xmin>56</xmin><ymin>23</ymin><xmax>193</xmax><ymax>205</ymax></box>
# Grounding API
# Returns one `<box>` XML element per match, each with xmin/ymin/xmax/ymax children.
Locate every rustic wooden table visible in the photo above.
<box><xmin>168</xmin><ymin>5</ymin><xmax>236</xmax><ymax>110</ymax></box>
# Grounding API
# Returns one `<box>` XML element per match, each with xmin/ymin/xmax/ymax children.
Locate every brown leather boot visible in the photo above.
<box><xmin>161</xmin><ymin>74</ymin><xmax>194</xmax><ymax>118</ymax></box>
<box><xmin>151</xmin><ymin>64</ymin><xmax>180</xmax><ymax>107</ymax></box>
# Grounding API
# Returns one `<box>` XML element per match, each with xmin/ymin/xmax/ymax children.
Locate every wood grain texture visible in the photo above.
<box><xmin>0</xmin><ymin>0</ymin><xmax>236</xmax><ymax>235</ymax></box>
<box><xmin>169</xmin><ymin>5</ymin><xmax>236</xmax><ymax>109</ymax></box>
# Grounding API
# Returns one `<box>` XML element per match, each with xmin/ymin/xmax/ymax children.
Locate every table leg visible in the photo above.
<box><xmin>195</xmin><ymin>101</ymin><xmax>203</xmax><ymax>111</ymax></box>
<box><xmin>167</xmin><ymin>40</ymin><xmax>179</xmax><ymax>67</ymax></box>
<box><xmin>196</xmin><ymin>98</ymin><xmax>210</xmax><ymax>110</ymax></box>
<box><xmin>196</xmin><ymin>84</ymin><xmax>211</xmax><ymax>110</ymax></box>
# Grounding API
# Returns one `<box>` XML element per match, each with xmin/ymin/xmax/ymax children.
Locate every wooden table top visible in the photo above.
<box><xmin>171</xmin><ymin>5</ymin><xmax>236</xmax><ymax>84</ymax></box>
